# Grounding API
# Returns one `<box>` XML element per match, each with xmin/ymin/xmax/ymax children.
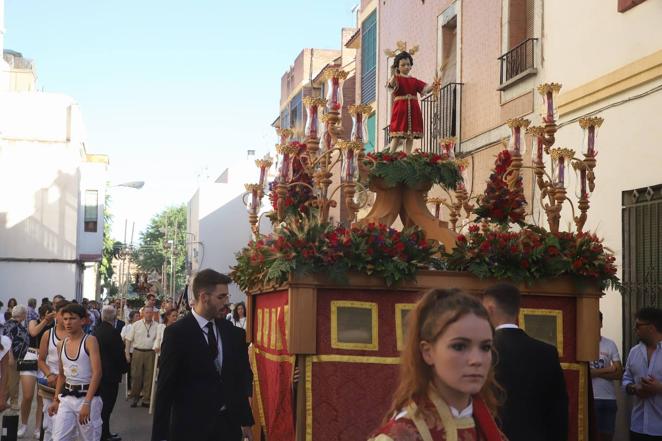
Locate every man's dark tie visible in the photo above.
<box><xmin>206</xmin><ymin>322</ymin><xmax>218</xmax><ymax>360</ymax></box>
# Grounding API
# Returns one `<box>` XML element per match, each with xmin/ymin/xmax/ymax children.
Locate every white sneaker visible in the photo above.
<box><xmin>33</xmin><ymin>428</ymin><xmax>40</xmax><ymax>439</ymax></box>
<box><xmin>16</xmin><ymin>424</ymin><xmax>27</xmax><ymax>438</ymax></box>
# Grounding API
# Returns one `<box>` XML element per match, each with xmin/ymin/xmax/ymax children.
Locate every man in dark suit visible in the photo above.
<box><xmin>114</xmin><ymin>316</ymin><xmax>126</xmax><ymax>333</ymax></box>
<box><xmin>95</xmin><ymin>305</ymin><xmax>130</xmax><ymax>441</ymax></box>
<box><xmin>482</xmin><ymin>283</ymin><xmax>568</xmax><ymax>441</ymax></box>
<box><xmin>152</xmin><ymin>269</ymin><xmax>254</xmax><ymax>441</ymax></box>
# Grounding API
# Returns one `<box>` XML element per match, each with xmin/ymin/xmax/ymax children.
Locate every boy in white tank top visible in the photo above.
<box><xmin>38</xmin><ymin>300</ymin><xmax>68</xmax><ymax>441</ymax></box>
<box><xmin>47</xmin><ymin>303</ymin><xmax>103</xmax><ymax>441</ymax></box>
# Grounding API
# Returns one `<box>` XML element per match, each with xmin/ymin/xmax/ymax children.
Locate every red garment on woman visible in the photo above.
<box><xmin>389</xmin><ymin>75</ymin><xmax>427</xmax><ymax>139</ymax></box>
<box><xmin>369</xmin><ymin>391</ymin><xmax>507</xmax><ymax>441</ymax></box>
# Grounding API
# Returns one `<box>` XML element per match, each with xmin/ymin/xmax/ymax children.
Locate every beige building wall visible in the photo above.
<box><xmin>279</xmin><ymin>48</ymin><xmax>341</xmax><ymax>111</ymax></box>
<box><xmin>537</xmin><ymin>0</ymin><xmax>662</xmax><ymax>349</ymax></box>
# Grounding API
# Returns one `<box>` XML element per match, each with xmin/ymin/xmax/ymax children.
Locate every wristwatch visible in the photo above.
<box><xmin>626</xmin><ymin>384</ymin><xmax>636</xmax><ymax>395</ymax></box>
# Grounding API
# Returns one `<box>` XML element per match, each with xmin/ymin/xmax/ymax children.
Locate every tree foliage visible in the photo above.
<box><xmin>133</xmin><ymin>205</ymin><xmax>188</xmax><ymax>294</ymax></box>
<box><xmin>99</xmin><ymin>193</ymin><xmax>119</xmax><ymax>297</ymax></box>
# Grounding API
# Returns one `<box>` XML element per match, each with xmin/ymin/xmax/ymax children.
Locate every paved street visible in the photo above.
<box><xmin>108</xmin><ymin>384</ymin><xmax>153</xmax><ymax>441</ymax></box>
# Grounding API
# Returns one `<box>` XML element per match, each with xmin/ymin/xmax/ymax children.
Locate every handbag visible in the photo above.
<box><xmin>16</xmin><ymin>358</ymin><xmax>38</xmax><ymax>372</ymax></box>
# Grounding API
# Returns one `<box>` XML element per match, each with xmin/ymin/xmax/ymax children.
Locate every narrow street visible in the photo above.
<box><xmin>108</xmin><ymin>386</ymin><xmax>153</xmax><ymax>441</ymax></box>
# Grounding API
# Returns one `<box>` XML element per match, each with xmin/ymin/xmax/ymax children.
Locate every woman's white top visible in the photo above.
<box><xmin>61</xmin><ymin>335</ymin><xmax>91</xmax><ymax>385</ymax></box>
<box><xmin>229</xmin><ymin>316</ymin><xmax>247</xmax><ymax>330</ymax></box>
<box><xmin>46</xmin><ymin>327</ymin><xmax>62</xmax><ymax>374</ymax></box>
<box><xmin>153</xmin><ymin>323</ymin><xmax>166</xmax><ymax>351</ymax></box>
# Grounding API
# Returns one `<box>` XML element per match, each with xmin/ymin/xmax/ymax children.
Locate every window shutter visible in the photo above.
<box><xmin>361</xmin><ymin>11</ymin><xmax>377</xmax><ymax>104</ymax></box>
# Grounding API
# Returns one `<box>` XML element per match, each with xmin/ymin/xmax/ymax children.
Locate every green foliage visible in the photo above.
<box><xmin>99</xmin><ymin>192</ymin><xmax>118</xmax><ymax>296</ymax></box>
<box><xmin>365</xmin><ymin>151</ymin><xmax>462</xmax><ymax>189</ymax></box>
<box><xmin>133</xmin><ymin>205</ymin><xmax>188</xmax><ymax>293</ymax></box>
<box><xmin>445</xmin><ymin>223</ymin><xmax>621</xmax><ymax>290</ymax></box>
<box><xmin>230</xmin><ymin>217</ymin><xmax>443</xmax><ymax>292</ymax></box>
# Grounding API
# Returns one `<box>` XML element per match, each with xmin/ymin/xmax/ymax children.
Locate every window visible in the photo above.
<box><xmin>365</xmin><ymin>114</ymin><xmax>376</xmax><ymax>153</ymax></box>
<box><xmin>281</xmin><ymin>108</ymin><xmax>290</xmax><ymax>129</ymax></box>
<box><xmin>84</xmin><ymin>190</ymin><xmax>98</xmax><ymax>232</ymax></box>
<box><xmin>361</xmin><ymin>11</ymin><xmax>377</xmax><ymax>104</ymax></box>
<box><xmin>331</xmin><ymin>301</ymin><xmax>378</xmax><ymax>350</ymax></box>
<box><xmin>619</xmin><ymin>0</ymin><xmax>647</xmax><ymax>12</ymax></box>
<box><xmin>622</xmin><ymin>184</ymin><xmax>662</xmax><ymax>356</ymax></box>
<box><xmin>499</xmin><ymin>0</ymin><xmax>537</xmax><ymax>86</ymax></box>
<box><xmin>440</xmin><ymin>15</ymin><xmax>457</xmax><ymax>85</ymax></box>
<box><xmin>508</xmin><ymin>0</ymin><xmax>534</xmax><ymax>50</ymax></box>
<box><xmin>290</xmin><ymin>92</ymin><xmax>303</xmax><ymax>136</ymax></box>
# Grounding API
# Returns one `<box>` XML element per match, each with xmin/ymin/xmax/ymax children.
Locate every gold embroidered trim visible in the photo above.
<box><xmin>393</xmin><ymin>94</ymin><xmax>417</xmax><ymax>102</ymax></box>
<box><xmin>330</xmin><ymin>300</ymin><xmax>379</xmax><ymax>351</ymax></box>
<box><xmin>389</xmin><ymin>131</ymin><xmax>423</xmax><ymax>139</ymax></box>
<box><xmin>249</xmin><ymin>347</ymin><xmax>267</xmax><ymax>430</ymax></box>
<box><xmin>561</xmin><ymin>362</ymin><xmax>588</xmax><ymax>441</ymax></box>
<box><xmin>428</xmin><ymin>388</ymin><xmax>459</xmax><ymax>441</ymax></box>
<box><xmin>518</xmin><ymin>308</ymin><xmax>564</xmax><ymax>356</ymax></box>
<box><xmin>407</xmin><ymin>402</ymin><xmax>434</xmax><ymax>441</ymax></box>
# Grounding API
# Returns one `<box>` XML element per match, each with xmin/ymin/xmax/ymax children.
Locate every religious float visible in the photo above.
<box><xmin>231</xmin><ymin>44</ymin><xmax>618</xmax><ymax>441</ymax></box>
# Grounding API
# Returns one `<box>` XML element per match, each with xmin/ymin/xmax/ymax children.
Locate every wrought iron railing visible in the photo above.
<box><xmin>498</xmin><ymin>38</ymin><xmax>538</xmax><ymax>85</ymax></box>
<box><xmin>622</xmin><ymin>281</ymin><xmax>662</xmax><ymax>355</ymax></box>
<box><xmin>381</xmin><ymin>82</ymin><xmax>461</xmax><ymax>153</ymax></box>
<box><xmin>420</xmin><ymin>82</ymin><xmax>462</xmax><ymax>152</ymax></box>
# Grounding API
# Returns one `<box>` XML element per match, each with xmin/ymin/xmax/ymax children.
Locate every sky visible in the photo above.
<box><xmin>4</xmin><ymin>0</ymin><xmax>357</xmax><ymax>242</ymax></box>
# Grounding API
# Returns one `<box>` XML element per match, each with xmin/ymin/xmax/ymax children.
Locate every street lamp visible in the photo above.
<box><xmin>112</xmin><ymin>181</ymin><xmax>145</xmax><ymax>189</ymax></box>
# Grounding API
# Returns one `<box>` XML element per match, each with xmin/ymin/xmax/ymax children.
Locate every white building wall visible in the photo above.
<box><xmin>0</xmin><ymin>91</ymin><xmax>104</xmax><ymax>304</ymax></box>
<box><xmin>0</xmin><ymin>262</ymin><xmax>77</xmax><ymax>300</ymax></box>
<box><xmin>187</xmin><ymin>156</ymin><xmax>273</xmax><ymax>303</ymax></box>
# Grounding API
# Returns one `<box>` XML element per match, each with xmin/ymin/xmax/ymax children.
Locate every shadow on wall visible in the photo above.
<box><xmin>0</xmin><ymin>169</ymin><xmax>80</xmax><ymax>260</ymax></box>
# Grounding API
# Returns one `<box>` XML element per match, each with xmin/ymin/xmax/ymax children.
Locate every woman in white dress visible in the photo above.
<box><xmin>228</xmin><ymin>302</ymin><xmax>247</xmax><ymax>330</ymax></box>
<box><xmin>153</xmin><ymin>309</ymin><xmax>179</xmax><ymax>353</ymax></box>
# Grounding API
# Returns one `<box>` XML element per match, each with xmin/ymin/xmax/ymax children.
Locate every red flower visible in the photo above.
<box><xmin>572</xmin><ymin>258</ymin><xmax>584</xmax><ymax>270</ymax></box>
<box><xmin>520</xmin><ymin>260</ymin><xmax>530</xmax><ymax>269</ymax></box>
<box><xmin>468</xmin><ymin>224</ymin><xmax>480</xmax><ymax>233</ymax></box>
<box><xmin>457</xmin><ymin>235</ymin><xmax>467</xmax><ymax>243</ymax></box>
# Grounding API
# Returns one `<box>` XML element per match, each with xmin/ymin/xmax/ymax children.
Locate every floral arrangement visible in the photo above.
<box><xmin>230</xmin><ymin>218</ymin><xmax>444</xmax><ymax>292</ymax></box>
<box><xmin>473</xmin><ymin>149</ymin><xmax>526</xmax><ymax>225</ymax></box>
<box><xmin>267</xmin><ymin>142</ymin><xmax>314</xmax><ymax>222</ymax></box>
<box><xmin>365</xmin><ymin>150</ymin><xmax>462</xmax><ymax>190</ymax></box>
<box><xmin>445</xmin><ymin>223</ymin><xmax>620</xmax><ymax>290</ymax></box>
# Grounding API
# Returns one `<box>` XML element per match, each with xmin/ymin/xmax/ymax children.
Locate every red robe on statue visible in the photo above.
<box><xmin>389</xmin><ymin>75</ymin><xmax>427</xmax><ymax>139</ymax></box>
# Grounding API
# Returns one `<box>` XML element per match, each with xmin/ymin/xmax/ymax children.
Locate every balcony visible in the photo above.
<box><xmin>383</xmin><ymin>82</ymin><xmax>462</xmax><ymax>153</ymax></box>
<box><xmin>498</xmin><ymin>38</ymin><xmax>538</xmax><ymax>90</ymax></box>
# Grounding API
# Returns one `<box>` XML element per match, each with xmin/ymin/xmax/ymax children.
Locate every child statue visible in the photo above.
<box><xmin>387</xmin><ymin>50</ymin><xmax>440</xmax><ymax>154</ymax></box>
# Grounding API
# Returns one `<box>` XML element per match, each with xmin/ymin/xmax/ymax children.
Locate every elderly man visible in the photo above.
<box><xmin>95</xmin><ymin>306</ymin><xmax>129</xmax><ymax>441</ymax></box>
<box><xmin>125</xmin><ymin>306</ymin><xmax>157</xmax><ymax>408</ymax></box>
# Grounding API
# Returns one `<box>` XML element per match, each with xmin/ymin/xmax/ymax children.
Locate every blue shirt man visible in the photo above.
<box><xmin>623</xmin><ymin>307</ymin><xmax>662</xmax><ymax>440</ymax></box>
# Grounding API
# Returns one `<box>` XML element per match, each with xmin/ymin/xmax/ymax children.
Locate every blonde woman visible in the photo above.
<box><xmin>370</xmin><ymin>289</ymin><xmax>506</xmax><ymax>441</ymax></box>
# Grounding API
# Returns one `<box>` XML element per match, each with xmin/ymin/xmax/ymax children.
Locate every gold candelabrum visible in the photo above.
<box><xmin>426</xmin><ymin>157</ymin><xmax>476</xmax><ymax>232</ymax></box>
<box><xmin>243</xmin><ymin>70</ymin><xmax>375</xmax><ymax>235</ymax></box>
<box><xmin>244</xmin><ymin>155</ymin><xmax>273</xmax><ymax>238</ymax></box>
<box><xmin>505</xmin><ymin>83</ymin><xmax>604</xmax><ymax>233</ymax></box>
